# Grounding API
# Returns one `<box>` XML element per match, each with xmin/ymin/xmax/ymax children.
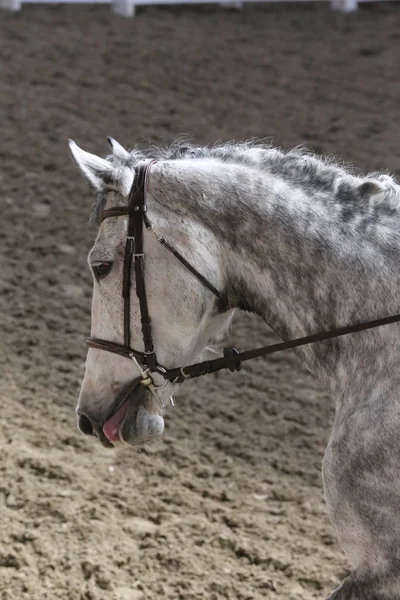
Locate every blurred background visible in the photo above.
<box><xmin>0</xmin><ymin>2</ymin><xmax>399</xmax><ymax>599</ymax></box>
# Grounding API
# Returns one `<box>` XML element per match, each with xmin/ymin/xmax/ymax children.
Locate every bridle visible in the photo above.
<box><xmin>87</xmin><ymin>160</ymin><xmax>228</xmax><ymax>387</ymax></box>
<box><xmin>87</xmin><ymin>161</ymin><xmax>400</xmax><ymax>389</ymax></box>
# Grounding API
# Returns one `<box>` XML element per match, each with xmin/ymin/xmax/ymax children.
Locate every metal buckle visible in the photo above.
<box><xmin>148</xmin><ymin>225</ymin><xmax>163</xmax><ymax>243</ymax></box>
<box><xmin>172</xmin><ymin>367</ymin><xmax>189</xmax><ymax>384</ymax></box>
<box><xmin>180</xmin><ymin>367</ymin><xmax>189</xmax><ymax>380</ymax></box>
<box><xmin>151</xmin><ymin>366</ymin><xmax>168</xmax><ymax>391</ymax></box>
<box><xmin>130</xmin><ymin>356</ymin><xmax>151</xmax><ymax>383</ymax></box>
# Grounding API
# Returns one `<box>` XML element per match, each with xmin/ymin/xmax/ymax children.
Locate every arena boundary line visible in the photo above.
<box><xmin>0</xmin><ymin>0</ymin><xmax>392</xmax><ymax>22</ymax></box>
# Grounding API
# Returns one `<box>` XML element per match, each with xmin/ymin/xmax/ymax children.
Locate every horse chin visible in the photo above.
<box><xmin>119</xmin><ymin>385</ymin><xmax>165</xmax><ymax>446</ymax></box>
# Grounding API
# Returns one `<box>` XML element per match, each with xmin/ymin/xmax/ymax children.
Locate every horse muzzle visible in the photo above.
<box><xmin>77</xmin><ymin>377</ymin><xmax>165</xmax><ymax>448</ymax></box>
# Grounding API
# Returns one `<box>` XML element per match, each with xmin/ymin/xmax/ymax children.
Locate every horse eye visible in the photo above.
<box><xmin>92</xmin><ymin>262</ymin><xmax>113</xmax><ymax>281</ymax></box>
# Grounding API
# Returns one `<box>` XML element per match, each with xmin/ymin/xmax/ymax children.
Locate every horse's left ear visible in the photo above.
<box><xmin>68</xmin><ymin>140</ymin><xmax>116</xmax><ymax>191</ymax></box>
<box><xmin>107</xmin><ymin>137</ymin><xmax>130</xmax><ymax>160</ymax></box>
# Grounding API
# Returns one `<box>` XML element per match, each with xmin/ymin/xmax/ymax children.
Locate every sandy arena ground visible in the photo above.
<box><xmin>1</xmin><ymin>3</ymin><xmax>399</xmax><ymax>599</ymax></box>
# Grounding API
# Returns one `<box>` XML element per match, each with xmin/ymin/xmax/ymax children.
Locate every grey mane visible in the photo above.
<box><xmin>91</xmin><ymin>140</ymin><xmax>399</xmax><ymax>225</ymax></box>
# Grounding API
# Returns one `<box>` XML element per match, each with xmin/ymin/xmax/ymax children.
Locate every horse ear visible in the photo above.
<box><xmin>107</xmin><ymin>137</ymin><xmax>130</xmax><ymax>160</ymax></box>
<box><xmin>68</xmin><ymin>140</ymin><xmax>115</xmax><ymax>191</ymax></box>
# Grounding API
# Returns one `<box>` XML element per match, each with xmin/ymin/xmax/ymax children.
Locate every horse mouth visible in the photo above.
<box><xmin>103</xmin><ymin>399</ymin><xmax>130</xmax><ymax>443</ymax></box>
<box><xmin>101</xmin><ymin>382</ymin><xmax>165</xmax><ymax>447</ymax></box>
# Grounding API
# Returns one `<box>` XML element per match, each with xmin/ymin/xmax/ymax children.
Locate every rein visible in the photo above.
<box><xmin>87</xmin><ymin>161</ymin><xmax>400</xmax><ymax>386</ymax></box>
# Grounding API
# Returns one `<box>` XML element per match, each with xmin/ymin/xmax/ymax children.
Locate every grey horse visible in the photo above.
<box><xmin>70</xmin><ymin>138</ymin><xmax>400</xmax><ymax>599</ymax></box>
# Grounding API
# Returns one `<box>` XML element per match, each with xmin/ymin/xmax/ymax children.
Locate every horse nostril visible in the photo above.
<box><xmin>78</xmin><ymin>414</ymin><xmax>96</xmax><ymax>437</ymax></box>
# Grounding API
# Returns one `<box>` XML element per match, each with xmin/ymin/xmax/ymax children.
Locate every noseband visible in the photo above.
<box><xmin>87</xmin><ymin>161</ymin><xmax>400</xmax><ymax>388</ymax></box>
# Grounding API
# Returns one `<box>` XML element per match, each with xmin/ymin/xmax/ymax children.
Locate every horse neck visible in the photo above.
<box><xmin>152</xmin><ymin>160</ymin><xmax>400</xmax><ymax>386</ymax></box>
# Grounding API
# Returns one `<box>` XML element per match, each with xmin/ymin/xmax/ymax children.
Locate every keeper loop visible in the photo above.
<box><xmin>223</xmin><ymin>347</ymin><xmax>242</xmax><ymax>372</ymax></box>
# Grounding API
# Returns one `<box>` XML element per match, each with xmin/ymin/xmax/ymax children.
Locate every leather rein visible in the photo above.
<box><xmin>87</xmin><ymin>161</ymin><xmax>400</xmax><ymax>386</ymax></box>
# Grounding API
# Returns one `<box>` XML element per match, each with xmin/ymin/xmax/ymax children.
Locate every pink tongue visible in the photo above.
<box><xmin>103</xmin><ymin>400</ymin><xmax>129</xmax><ymax>442</ymax></box>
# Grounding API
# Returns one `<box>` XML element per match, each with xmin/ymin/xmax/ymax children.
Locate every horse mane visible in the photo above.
<box><xmin>91</xmin><ymin>139</ymin><xmax>399</xmax><ymax>225</ymax></box>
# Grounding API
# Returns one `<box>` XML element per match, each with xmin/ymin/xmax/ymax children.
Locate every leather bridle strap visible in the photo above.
<box><xmin>86</xmin><ymin>337</ymin><xmax>141</xmax><ymax>361</ymax></box>
<box><xmin>88</xmin><ymin>162</ymin><xmax>160</xmax><ymax>371</ymax></box>
<box><xmin>149</xmin><ymin>230</ymin><xmax>221</xmax><ymax>298</ymax></box>
<box><xmin>130</xmin><ymin>164</ymin><xmax>156</xmax><ymax>371</ymax></box>
<box><xmin>164</xmin><ymin>311</ymin><xmax>400</xmax><ymax>382</ymax></box>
